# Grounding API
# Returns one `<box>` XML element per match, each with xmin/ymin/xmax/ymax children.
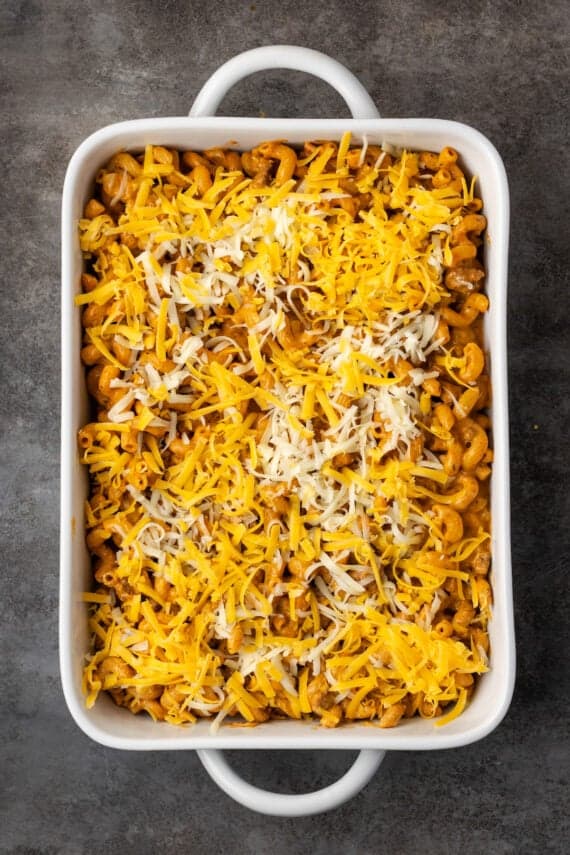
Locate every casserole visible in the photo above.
<box><xmin>60</xmin><ymin>45</ymin><xmax>515</xmax><ymax>816</ymax></box>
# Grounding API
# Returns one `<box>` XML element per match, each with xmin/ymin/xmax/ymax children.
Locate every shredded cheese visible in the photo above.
<box><xmin>78</xmin><ymin>139</ymin><xmax>491</xmax><ymax>730</ymax></box>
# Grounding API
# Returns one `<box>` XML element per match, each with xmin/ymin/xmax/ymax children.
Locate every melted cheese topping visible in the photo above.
<box><xmin>78</xmin><ymin>139</ymin><xmax>491</xmax><ymax>729</ymax></box>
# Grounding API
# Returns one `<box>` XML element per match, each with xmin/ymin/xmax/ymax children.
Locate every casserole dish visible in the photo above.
<box><xmin>60</xmin><ymin>45</ymin><xmax>515</xmax><ymax>816</ymax></box>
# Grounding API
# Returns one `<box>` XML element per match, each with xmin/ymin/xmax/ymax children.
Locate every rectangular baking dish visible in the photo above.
<box><xmin>60</xmin><ymin>45</ymin><xmax>515</xmax><ymax>814</ymax></box>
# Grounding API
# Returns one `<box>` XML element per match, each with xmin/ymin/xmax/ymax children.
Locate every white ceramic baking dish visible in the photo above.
<box><xmin>60</xmin><ymin>45</ymin><xmax>515</xmax><ymax>817</ymax></box>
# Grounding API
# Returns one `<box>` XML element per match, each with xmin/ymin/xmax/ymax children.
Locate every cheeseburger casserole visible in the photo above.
<box><xmin>77</xmin><ymin>136</ymin><xmax>493</xmax><ymax>730</ymax></box>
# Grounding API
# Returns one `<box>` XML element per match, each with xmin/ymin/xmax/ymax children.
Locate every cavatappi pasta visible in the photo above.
<box><xmin>78</xmin><ymin>136</ymin><xmax>493</xmax><ymax>730</ymax></box>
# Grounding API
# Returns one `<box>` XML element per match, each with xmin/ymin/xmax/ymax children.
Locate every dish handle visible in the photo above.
<box><xmin>189</xmin><ymin>45</ymin><xmax>380</xmax><ymax>120</ymax></box>
<box><xmin>196</xmin><ymin>748</ymin><xmax>385</xmax><ymax>817</ymax></box>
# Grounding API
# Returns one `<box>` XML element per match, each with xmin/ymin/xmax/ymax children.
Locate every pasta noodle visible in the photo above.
<box><xmin>77</xmin><ymin>136</ymin><xmax>492</xmax><ymax>729</ymax></box>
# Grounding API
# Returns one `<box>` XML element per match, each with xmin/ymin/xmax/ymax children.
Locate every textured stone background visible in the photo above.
<box><xmin>1</xmin><ymin>1</ymin><xmax>568</xmax><ymax>852</ymax></box>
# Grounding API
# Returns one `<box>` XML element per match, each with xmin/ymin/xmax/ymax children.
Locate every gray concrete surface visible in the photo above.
<box><xmin>1</xmin><ymin>1</ymin><xmax>568</xmax><ymax>853</ymax></box>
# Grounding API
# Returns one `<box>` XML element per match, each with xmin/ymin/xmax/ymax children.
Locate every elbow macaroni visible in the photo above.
<box><xmin>77</xmin><ymin>137</ymin><xmax>493</xmax><ymax>729</ymax></box>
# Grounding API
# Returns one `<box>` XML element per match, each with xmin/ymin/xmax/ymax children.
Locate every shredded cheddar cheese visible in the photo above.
<box><xmin>78</xmin><ymin>139</ymin><xmax>492</xmax><ymax>730</ymax></box>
